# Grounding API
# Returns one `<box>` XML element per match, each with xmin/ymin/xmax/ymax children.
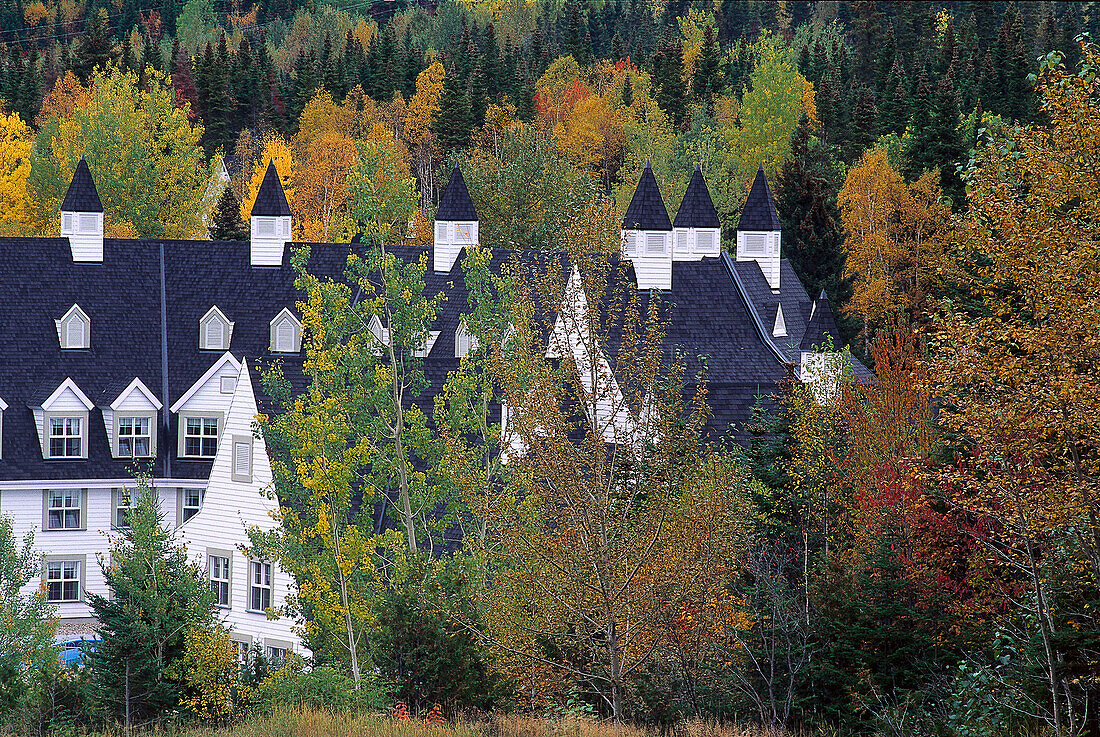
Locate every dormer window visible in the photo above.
<box><xmin>367</xmin><ymin>315</ymin><xmax>389</xmax><ymax>349</ymax></box>
<box><xmin>254</xmin><ymin>217</ymin><xmax>289</xmax><ymax>239</ymax></box>
<box><xmin>696</xmin><ymin>230</ymin><xmax>715</xmax><ymax>254</ymax></box>
<box><xmin>61</xmin><ymin>212</ymin><xmax>102</xmax><ymax>235</ymax></box>
<box><xmin>455</xmin><ymin>320</ymin><xmax>478</xmax><ymax>358</ymax></box>
<box><xmin>436</xmin><ymin>222</ymin><xmax>448</xmax><ymax>241</ymax></box>
<box><xmin>269</xmin><ymin>309</ymin><xmax>303</xmax><ymax>353</ymax></box>
<box><xmin>55</xmin><ymin>305</ymin><xmax>90</xmax><ymax>349</ymax></box>
<box><xmin>413</xmin><ymin>331</ymin><xmax>441</xmax><ymax>358</ymax></box>
<box><xmin>773</xmin><ymin>304</ymin><xmax>788</xmax><ymax>338</ymax></box>
<box><xmin>199</xmin><ymin>306</ymin><xmax>234</xmax><ymax>351</ymax></box>
<box><xmin>623</xmin><ymin>232</ymin><xmax>638</xmax><ymax>256</ymax></box>
<box><xmin>743</xmin><ymin>233</ymin><xmax>768</xmax><ymax>255</ymax></box>
<box><xmin>35</xmin><ymin>378</ymin><xmax>94</xmax><ymax>460</ymax></box>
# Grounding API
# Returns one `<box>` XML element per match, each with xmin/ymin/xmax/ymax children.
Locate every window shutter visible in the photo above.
<box><xmin>646</xmin><ymin>232</ymin><xmax>665</xmax><ymax>254</ymax></box>
<box><xmin>744</xmin><ymin>233</ymin><xmax>767</xmax><ymax>254</ymax></box>
<box><xmin>696</xmin><ymin>231</ymin><xmax>714</xmax><ymax>253</ymax></box>
<box><xmin>205</xmin><ymin>319</ymin><xmax>223</xmax><ymax>349</ymax></box>
<box><xmin>276</xmin><ymin>321</ymin><xmax>295</xmax><ymax>352</ymax></box>
<box><xmin>675</xmin><ymin>231</ymin><xmax>688</xmax><ymax>253</ymax></box>
<box><xmin>234</xmin><ymin>441</ymin><xmax>251</xmax><ymax>478</ymax></box>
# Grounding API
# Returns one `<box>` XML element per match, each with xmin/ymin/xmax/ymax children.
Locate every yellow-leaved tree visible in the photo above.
<box><xmin>403</xmin><ymin>61</ymin><xmax>444</xmax><ymax>213</ymax></box>
<box><xmin>0</xmin><ymin>111</ymin><xmax>34</xmax><ymax>235</ymax></box>
<box><xmin>241</xmin><ymin>135</ymin><xmax>295</xmax><ymax>225</ymax></box>
<box><xmin>930</xmin><ymin>39</ymin><xmax>1100</xmax><ymax>736</ymax></box>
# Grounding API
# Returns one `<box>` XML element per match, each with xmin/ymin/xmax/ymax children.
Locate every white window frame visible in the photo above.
<box><xmin>249</xmin><ymin>561</ymin><xmax>273</xmax><ymax>612</ymax></box>
<box><xmin>199</xmin><ymin>307</ymin><xmax>233</xmax><ymax>351</ymax></box>
<box><xmin>209</xmin><ymin>551</ymin><xmax>232</xmax><ymax>608</ymax></box>
<box><xmin>455</xmin><ymin>320</ymin><xmax>478</xmax><ymax>359</ymax></box>
<box><xmin>645</xmin><ymin>231</ymin><xmax>667</xmax><ymax>255</ymax></box>
<box><xmin>220</xmin><ymin>376</ymin><xmax>237</xmax><ymax>394</ymax></box>
<box><xmin>455</xmin><ymin>222</ymin><xmax>473</xmax><ymax>243</ymax></box>
<box><xmin>78</xmin><ymin>213</ymin><xmax>100</xmax><ymax>233</ymax></box>
<box><xmin>48</xmin><ymin>415</ymin><xmax>85</xmax><ymax>458</ymax></box>
<box><xmin>743</xmin><ymin>232</ymin><xmax>768</xmax><ymax>255</ymax></box>
<box><xmin>44</xmin><ymin>557</ymin><xmax>83</xmax><ymax>603</ymax></box>
<box><xmin>181</xmin><ymin>488</ymin><xmax>204</xmax><ymax>522</ymax></box>
<box><xmin>622</xmin><ymin>231</ymin><xmax>637</xmax><ymax>256</ymax></box>
<box><xmin>179</xmin><ymin>413</ymin><xmax>221</xmax><ymax>458</ymax></box>
<box><xmin>44</xmin><ymin>489</ymin><xmax>84</xmax><ymax>531</ymax></box>
<box><xmin>269</xmin><ymin>309</ymin><xmax>303</xmax><ymax>354</ymax></box>
<box><xmin>256</xmin><ymin>217</ymin><xmax>276</xmax><ymax>237</ymax></box>
<box><xmin>112</xmin><ymin>487</ymin><xmax>136</xmax><ymax>529</ymax></box>
<box><xmin>117</xmin><ymin>415</ymin><xmax>153</xmax><ymax>458</ymax></box>
<box><xmin>56</xmin><ymin>305</ymin><xmax>91</xmax><ymax>350</ymax></box>
<box><xmin>435</xmin><ymin>222</ymin><xmax>448</xmax><ymax>241</ymax></box>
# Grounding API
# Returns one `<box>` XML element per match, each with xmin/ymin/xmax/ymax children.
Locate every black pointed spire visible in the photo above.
<box><xmin>61</xmin><ymin>156</ymin><xmax>103</xmax><ymax>212</ymax></box>
<box><xmin>738</xmin><ymin>164</ymin><xmax>781</xmax><ymax>232</ymax></box>
<box><xmin>673</xmin><ymin>164</ymin><xmax>720</xmax><ymax>228</ymax></box>
<box><xmin>437</xmin><ymin>163</ymin><xmax>478</xmax><ymax>221</ymax></box>
<box><xmin>622</xmin><ymin>161</ymin><xmax>672</xmax><ymax>230</ymax></box>
<box><xmin>250</xmin><ymin>160</ymin><xmax>292</xmax><ymax>217</ymax></box>
<box><xmin>800</xmin><ymin>289</ymin><xmax>841</xmax><ymax>350</ymax></box>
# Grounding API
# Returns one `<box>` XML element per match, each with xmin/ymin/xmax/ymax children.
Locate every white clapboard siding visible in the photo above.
<box><xmin>170</xmin><ymin>353</ymin><xmax>241</xmax><ymax>419</ymax></box>
<box><xmin>177</xmin><ymin>362</ymin><xmax>302</xmax><ymax>653</ymax></box>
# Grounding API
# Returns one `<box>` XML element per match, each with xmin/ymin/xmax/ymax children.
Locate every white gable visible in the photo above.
<box><xmin>109</xmin><ymin>377</ymin><xmax>163</xmax><ymax>411</ymax></box>
<box><xmin>200</xmin><ymin>306</ymin><xmax>234</xmax><ymax>351</ymax></box>
<box><xmin>773</xmin><ymin>303</ymin><xmax>787</xmax><ymax>337</ymax></box>
<box><xmin>39</xmin><ymin>378</ymin><xmax>94</xmax><ymax>412</ymax></box>
<box><xmin>269</xmin><ymin>308</ymin><xmax>303</xmax><ymax>353</ymax></box>
<box><xmin>170</xmin><ymin>352</ymin><xmax>242</xmax><ymax>414</ymax></box>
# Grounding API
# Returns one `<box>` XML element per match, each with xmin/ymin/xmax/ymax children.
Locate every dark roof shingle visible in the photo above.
<box><xmin>250</xmin><ymin>161</ymin><xmax>292</xmax><ymax>216</ymax></box>
<box><xmin>60</xmin><ymin>157</ymin><xmax>103</xmax><ymax>212</ymax></box>
<box><xmin>436</xmin><ymin>164</ymin><xmax>479</xmax><ymax>221</ymax></box>
<box><xmin>738</xmin><ymin>165</ymin><xmax>781</xmax><ymax>232</ymax></box>
<box><xmin>622</xmin><ymin>162</ymin><xmax>672</xmax><ymax>231</ymax></box>
<box><xmin>800</xmin><ymin>290</ymin><xmax>841</xmax><ymax>350</ymax></box>
<box><xmin>673</xmin><ymin>165</ymin><xmax>720</xmax><ymax>229</ymax></box>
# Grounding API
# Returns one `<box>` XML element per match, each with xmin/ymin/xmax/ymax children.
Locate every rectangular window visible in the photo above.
<box><xmin>249</xmin><ymin>561</ymin><xmax>272</xmax><ymax>612</ymax></box>
<box><xmin>46</xmin><ymin>561</ymin><xmax>80</xmax><ymax>602</ymax></box>
<box><xmin>62</xmin><ymin>212</ymin><xmax>74</xmax><ymax>232</ymax></box>
<box><xmin>266</xmin><ymin>646</ymin><xmax>287</xmax><ymax>668</ymax></box>
<box><xmin>696</xmin><ymin>230</ymin><xmax>715</xmax><ymax>253</ymax></box>
<box><xmin>184</xmin><ymin>417</ymin><xmax>218</xmax><ymax>457</ymax></box>
<box><xmin>646</xmin><ymin>232</ymin><xmax>666</xmax><ymax>254</ymax></box>
<box><xmin>435</xmin><ymin>223</ymin><xmax>447</xmax><ymax>241</ymax></box>
<box><xmin>114</xmin><ymin>488</ymin><xmax>133</xmax><ymax>528</ymax></box>
<box><xmin>210</xmin><ymin>555</ymin><xmax>230</xmax><ymax>607</ymax></box>
<box><xmin>675</xmin><ymin>230</ymin><xmax>689</xmax><ymax>253</ymax></box>
<box><xmin>743</xmin><ymin>233</ymin><xmax>767</xmax><ymax>255</ymax></box>
<box><xmin>49</xmin><ymin>416</ymin><xmax>82</xmax><ymax>458</ymax></box>
<box><xmin>456</xmin><ymin>223</ymin><xmax>472</xmax><ymax>243</ymax></box>
<box><xmin>47</xmin><ymin>490</ymin><xmax>81</xmax><ymax>530</ymax></box>
<box><xmin>256</xmin><ymin>217</ymin><xmax>276</xmax><ymax>237</ymax></box>
<box><xmin>623</xmin><ymin>232</ymin><xmax>637</xmax><ymax>256</ymax></box>
<box><xmin>79</xmin><ymin>213</ymin><xmax>98</xmax><ymax>233</ymax></box>
<box><xmin>232</xmin><ymin>640</ymin><xmax>250</xmax><ymax>668</ymax></box>
<box><xmin>182</xmin><ymin>489</ymin><xmax>203</xmax><ymax>521</ymax></box>
<box><xmin>220</xmin><ymin>376</ymin><xmax>237</xmax><ymax>394</ymax></box>
<box><xmin>118</xmin><ymin>416</ymin><xmax>151</xmax><ymax>457</ymax></box>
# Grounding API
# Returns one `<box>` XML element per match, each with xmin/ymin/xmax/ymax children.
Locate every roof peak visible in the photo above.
<box><xmin>437</xmin><ymin>164</ymin><xmax>479</xmax><ymax>221</ymax></box>
<box><xmin>251</xmin><ymin>161</ymin><xmax>292</xmax><ymax>217</ymax></box>
<box><xmin>61</xmin><ymin>157</ymin><xmax>104</xmax><ymax>213</ymax></box>
<box><xmin>673</xmin><ymin>166</ymin><xmax>720</xmax><ymax>229</ymax></box>
<box><xmin>622</xmin><ymin>164</ymin><xmax>672</xmax><ymax>231</ymax></box>
<box><xmin>738</xmin><ymin>165</ymin><xmax>781</xmax><ymax>232</ymax></box>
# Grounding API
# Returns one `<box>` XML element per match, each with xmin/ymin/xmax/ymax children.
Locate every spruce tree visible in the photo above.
<box><xmin>904</xmin><ymin>73</ymin><xmax>966</xmax><ymax>208</ymax></box>
<box><xmin>142</xmin><ymin>36</ymin><xmax>163</xmax><ymax>74</ymax></box>
<box><xmin>692</xmin><ymin>24</ymin><xmax>722</xmax><ymax>109</ymax></box>
<box><xmin>651</xmin><ymin>30</ymin><xmax>686</xmax><ymax>129</ymax></box>
<box><xmin>86</xmin><ymin>479</ymin><xmax>214</xmax><ymax>732</ymax></box>
<box><xmin>72</xmin><ymin>9</ymin><xmax>115</xmax><ymax>82</ymax></box>
<box><xmin>433</xmin><ymin>65</ymin><xmax>473</xmax><ymax>151</ymax></box>
<box><xmin>877</xmin><ymin>56</ymin><xmax>910</xmax><ymax>137</ymax></box>
<box><xmin>209</xmin><ymin>185</ymin><xmax>248</xmax><ymax>240</ymax></box>
<box><xmin>774</xmin><ymin>115</ymin><xmax>857</xmax><ymax>346</ymax></box>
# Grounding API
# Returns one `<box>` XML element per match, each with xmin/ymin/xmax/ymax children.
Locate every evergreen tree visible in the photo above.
<box><xmin>877</xmin><ymin>56</ymin><xmax>910</xmax><ymax>136</ymax></box>
<box><xmin>904</xmin><ymin>73</ymin><xmax>966</xmax><ymax>208</ymax></box>
<box><xmin>143</xmin><ymin>36</ymin><xmax>163</xmax><ymax>74</ymax></box>
<box><xmin>692</xmin><ymin>24</ymin><xmax>722</xmax><ymax>108</ymax></box>
<box><xmin>86</xmin><ymin>480</ymin><xmax>214</xmax><ymax>732</ymax></box>
<box><xmin>209</xmin><ymin>185</ymin><xmax>248</xmax><ymax>240</ymax></box>
<box><xmin>433</xmin><ymin>64</ymin><xmax>473</xmax><ymax>151</ymax></box>
<box><xmin>72</xmin><ymin>9</ymin><xmax>115</xmax><ymax>83</ymax></box>
<box><xmin>621</xmin><ymin>73</ymin><xmax>634</xmax><ymax>108</ymax></box>
<box><xmin>774</xmin><ymin>115</ymin><xmax>856</xmax><ymax>346</ymax></box>
<box><xmin>651</xmin><ymin>29</ymin><xmax>686</xmax><ymax>129</ymax></box>
<box><xmin>994</xmin><ymin>3</ymin><xmax>1035</xmax><ymax>122</ymax></box>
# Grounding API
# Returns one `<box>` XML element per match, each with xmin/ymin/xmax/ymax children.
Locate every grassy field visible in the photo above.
<box><xmin>180</xmin><ymin>707</ymin><xmax>787</xmax><ymax>737</ymax></box>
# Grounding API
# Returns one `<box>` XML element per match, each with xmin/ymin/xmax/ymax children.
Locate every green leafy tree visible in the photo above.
<box><xmin>0</xmin><ymin>515</ymin><xmax>58</xmax><ymax>715</ymax></box>
<box><xmin>86</xmin><ymin>477</ymin><xmax>214</xmax><ymax>733</ymax></box>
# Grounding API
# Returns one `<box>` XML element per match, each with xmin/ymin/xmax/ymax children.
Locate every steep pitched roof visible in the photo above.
<box><xmin>800</xmin><ymin>290</ymin><xmax>841</xmax><ymax>351</ymax></box>
<box><xmin>622</xmin><ymin>162</ymin><xmax>672</xmax><ymax>231</ymax></box>
<box><xmin>436</xmin><ymin>164</ymin><xmax>479</xmax><ymax>221</ymax></box>
<box><xmin>673</xmin><ymin>165</ymin><xmax>720</xmax><ymax>229</ymax></box>
<box><xmin>250</xmin><ymin>161</ymin><xmax>292</xmax><ymax>217</ymax></box>
<box><xmin>738</xmin><ymin>165</ymin><xmax>781</xmax><ymax>232</ymax></box>
<box><xmin>60</xmin><ymin>157</ymin><xmax>103</xmax><ymax>212</ymax></box>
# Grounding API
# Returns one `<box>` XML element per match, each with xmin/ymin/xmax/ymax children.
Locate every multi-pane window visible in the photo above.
<box><xmin>266</xmin><ymin>646</ymin><xmax>287</xmax><ymax>668</ymax></box>
<box><xmin>184</xmin><ymin>417</ymin><xmax>218</xmax><ymax>457</ymax></box>
<box><xmin>118</xmin><ymin>417</ymin><xmax>151</xmax><ymax>457</ymax></box>
<box><xmin>46</xmin><ymin>561</ymin><xmax>80</xmax><ymax>602</ymax></box>
<box><xmin>49</xmin><ymin>417</ymin><xmax>82</xmax><ymax>457</ymax></box>
<box><xmin>456</xmin><ymin>223</ymin><xmax>473</xmax><ymax>243</ymax></box>
<box><xmin>210</xmin><ymin>555</ymin><xmax>230</xmax><ymax>607</ymax></box>
<box><xmin>182</xmin><ymin>489</ymin><xmax>203</xmax><ymax>521</ymax></box>
<box><xmin>115</xmin><ymin>488</ymin><xmax>133</xmax><ymax>528</ymax></box>
<box><xmin>47</xmin><ymin>490</ymin><xmax>81</xmax><ymax>530</ymax></box>
<box><xmin>249</xmin><ymin>561</ymin><xmax>272</xmax><ymax>611</ymax></box>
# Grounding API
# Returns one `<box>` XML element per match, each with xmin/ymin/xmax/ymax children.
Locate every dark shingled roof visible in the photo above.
<box><xmin>738</xmin><ymin>165</ymin><xmax>781</xmax><ymax>232</ymax></box>
<box><xmin>800</xmin><ymin>290</ymin><xmax>841</xmax><ymax>351</ymax></box>
<box><xmin>622</xmin><ymin>162</ymin><xmax>672</xmax><ymax>231</ymax></box>
<box><xmin>673</xmin><ymin>165</ymin><xmax>720</xmax><ymax>229</ymax></box>
<box><xmin>436</xmin><ymin>164</ymin><xmax>479</xmax><ymax>221</ymax></box>
<box><xmin>61</xmin><ymin>157</ymin><xmax>103</xmax><ymax>212</ymax></box>
<box><xmin>250</xmin><ymin>161</ymin><xmax>292</xmax><ymax>216</ymax></box>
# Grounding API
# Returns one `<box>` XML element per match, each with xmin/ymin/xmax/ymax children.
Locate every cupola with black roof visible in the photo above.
<box><xmin>60</xmin><ymin>156</ymin><xmax>104</xmax><ymax>262</ymax></box>
<box><xmin>250</xmin><ymin>160</ymin><xmax>293</xmax><ymax>267</ymax></box>
<box><xmin>736</xmin><ymin>165</ymin><xmax>783</xmax><ymax>291</ymax></box>
<box><xmin>434</xmin><ymin>163</ymin><xmax>479</xmax><ymax>273</ymax></box>
<box><xmin>799</xmin><ymin>290</ymin><xmax>844</xmax><ymax>403</ymax></box>
<box><xmin>672</xmin><ymin>164</ymin><xmax>721</xmax><ymax>261</ymax></box>
<box><xmin>621</xmin><ymin>162</ymin><xmax>673</xmax><ymax>290</ymax></box>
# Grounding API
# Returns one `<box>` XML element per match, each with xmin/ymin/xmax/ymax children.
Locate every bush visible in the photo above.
<box><xmin>252</xmin><ymin>665</ymin><xmax>390</xmax><ymax>714</ymax></box>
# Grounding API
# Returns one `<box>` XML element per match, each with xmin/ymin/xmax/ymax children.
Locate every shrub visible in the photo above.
<box><xmin>252</xmin><ymin>665</ymin><xmax>390</xmax><ymax>714</ymax></box>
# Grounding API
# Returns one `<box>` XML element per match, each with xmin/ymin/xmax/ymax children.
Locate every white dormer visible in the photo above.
<box><xmin>55</xmin><ymin>304</ymin><xmax>91</xmax><ymax>349</ymax></box>
<box><xmin>200</xmin><ymin>306</ymin><xmax>234</xmax><ymax>351</ymax></box>
<box><xmin>672</xmin><ymin>165</ymin><xmax>722</xmax><ymax>262</ymax></box>
<box><xmin>60</xmin><ymin>157</ymin><xmax>105</xmax><ymax>263</ymax></box>
<box><xmin>672</xmin><ymin>227</ymin><xmax>721</xmax><ymax>261</ymax></box>
<box><xmin>621</xmin><ymin>163</ymin><xmax>674</xmax><ymax>290</ymax></box>
<box><xmin>455</xmin><ymin>320</ymin><xmax>478</xmax><ymax>358</ymax></box>
<box><xmin>413</xmin><ymin>331</ymin><xmax>441</xmax><ymax>358</ymax></box>
<box><xmin>736</xmin><ymin>165</ymin><xmax>783</xmax><ymax>291</ymax></box>
<box><xmin>367</xmin><ymin>315</ymin><xmax>390</xmax><ymax>352</ymax></box>
<box><xmin>269</xmin><ymin>308</ymin><xmax>303</xmax><ymax>353</ymax></box>
<box><xmin>102</xmin><ymin>378</ymin><xmax>162</xmax><ymax>459</ymax></box>
<box><xmin>170</xmin><ymin>352</ymin><xmax>242</xmax><ymax>460</ymax></box>
<box><xmin>773</xmin><ymin>303</ymin><xmax>787</xmax><ymax>337</ymax></box>
<box><xmin>32</xmin><ymin>378</ymin><xmax>95</xmax><ymax>460</ymax></box>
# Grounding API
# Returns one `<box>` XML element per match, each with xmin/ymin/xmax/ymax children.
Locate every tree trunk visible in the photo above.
<box><xmin>124</xmin><ymin>658</ymin><xmax>131</xmax><ymax>737</ymax></box>
<box><xmin>330</xmin><ymin>493</ymin><xmax>361</xmax><ymax>687</ymax></box>
<box><xmin>1028</xmin><ymin>539</ymin><xmax>1063</xmax><ymax>737</ymax></box>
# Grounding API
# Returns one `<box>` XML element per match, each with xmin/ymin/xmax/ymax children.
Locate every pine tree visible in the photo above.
<box><xmin>692</xmin><ymin>24</ymin><xmax>722</xmax><ymax>109</ymax></box>
<box><xmin>774</xmin><ymin>115</ymin><xmax>856</xmax><ymax>345</ymax></box>
<box><xmin>143</xmin><ymin>36</ymin><xmax>163</xmax><ymax>74</ymax></box>
<box><xmin>86</xmin><ymin>480</ymin><xmax>214</xmax><ymax>732</ymax></box>
<box><xmin>72</xmin><ymin>9</ymin><xmax>115</xmax><ymax>83</ymax></box>
<box><xmin>651</xmin><ymin>29</ymin><xmax>686</xmax><ymax>129</ymax></box>
<box><xmin>877</xmin><ymin>56</ymin><xmax>910</xmax><ymax>137</ymax></box>
<box><xmin>904</xmin><ymin>73</ymin><xmax>966</xmax><ymax>208</ymax></box>
<box><xmin>433</xmin><ymin>64</ymin><xmax>473</xmax><ymax>151</ymax></box>
<box><xmin>209</xmin><ymin>185</ymin><xmax>248</xmax><ymax>240</ymax></box>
